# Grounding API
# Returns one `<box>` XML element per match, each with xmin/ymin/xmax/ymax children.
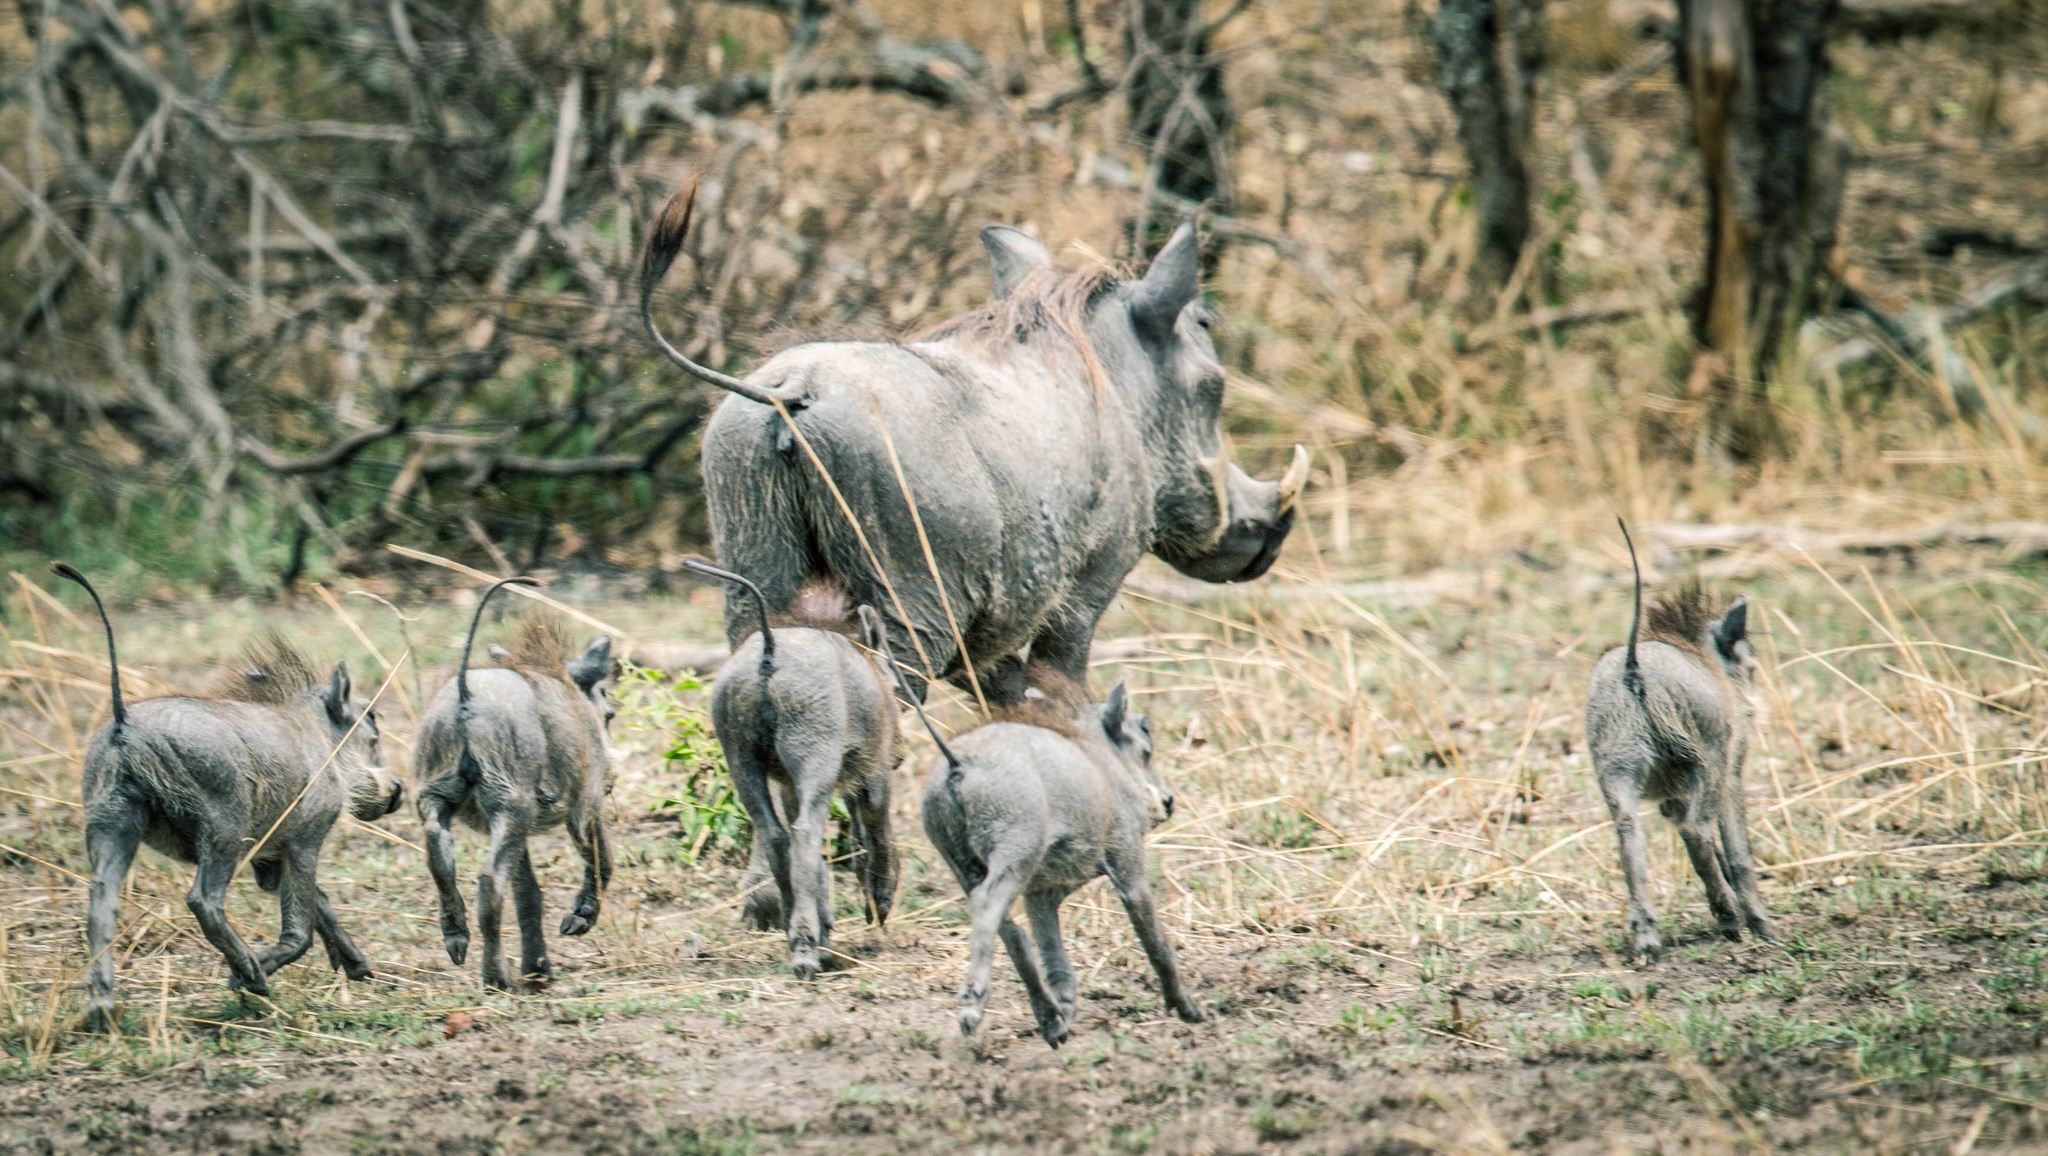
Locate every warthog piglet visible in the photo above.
<box><xmin>55</xmin><ymin>563</ymin><xmax>404</xmax><ymax>1032</ymax></box>
<box><xmin>1586</xmin><ymin>520</ymin><xmax>1774</xmax><ymax>957</ymax></box>
<box><xmin>910</xmin><ymin>674</ymin><xmax>1205</xmax><ymax>1047</ymax></box>
<box><xmin>415</xmin><ymin>577</ymin><xmax>616</xmax><ymax>991</ymax></box>
<box><xmin>684</xmin><ymin>557</ymin><xmax>900</xmax><ymax>979</ymax></box>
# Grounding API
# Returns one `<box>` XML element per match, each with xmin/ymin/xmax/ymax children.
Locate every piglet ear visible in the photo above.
<box><xmin>1712</xmin><ymin>596</ymin><xmax>1749</xmax><ymax>661</ymax></box>
<box><xmin>567</xmin><ymin>636</ymin><xmax>612</xmax><ymax>692</ymax></box>
<box><xmin>325</xmin><ymin>661</ymin><xmax>352</xmax><ymax>725</ymax></box>
<box><xmin>1100</xmin><ymin>679</ymin><xmax>1130</xmax><ymax>741</ymax></box>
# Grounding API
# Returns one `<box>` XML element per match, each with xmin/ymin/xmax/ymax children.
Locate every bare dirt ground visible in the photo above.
<box><xmin>5</xmin><ymin>551</ymin><xmax>2048</xmax><ymax>1153</ymax></box>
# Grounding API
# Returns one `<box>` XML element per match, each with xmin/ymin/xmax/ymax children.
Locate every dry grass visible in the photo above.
<box><xmin>2</xmin><ymin>493</ymin><xmax>2045</xmax><ymax>1129</ymax></box>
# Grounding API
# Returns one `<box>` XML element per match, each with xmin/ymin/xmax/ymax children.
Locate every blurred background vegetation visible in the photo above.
<box><xmin>1</xmin><ymin>0</ymin><xmax>2043</xmax><ymax>597</ymax></box>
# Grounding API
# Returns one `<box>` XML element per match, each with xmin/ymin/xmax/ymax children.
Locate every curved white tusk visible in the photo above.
<box><xmin>1198</xmin><ymin>436</ymin><xmax>1234</xmax><ymax>536</ymax></box>
<box><xmin>1275</xmin><ymin>444</ymin><xmax>1310</xmax><ymax>515</ymax></box>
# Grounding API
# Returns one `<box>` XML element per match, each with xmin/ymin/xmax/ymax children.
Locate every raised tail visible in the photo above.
<box><xmin>50</xmin><ymin>563</ymin><xmax>125</xmax><ymax>729</ymax></box>
<box><xmin>639</xmin><ymin>180</ymin><xmax>810</xmax><ymax>411</ymax></box>
<box><xmin>1617</xmin><ymin>515</ymin><xmax>1645</xmax><ymax>701</ymax></box>
<box><xmin>858</xmin><ymin>605</ymin><xmax>961</xmax><ymax>776</ymax></box>
<box><xmin>458</xmin><ymin>576</ymin><xmax>542</xmax><ymax>706</ymax></box>
<box><xmin>680</xmin><ymin>556</ymin><xmax>776</xmax><ymax>678</ymax></box>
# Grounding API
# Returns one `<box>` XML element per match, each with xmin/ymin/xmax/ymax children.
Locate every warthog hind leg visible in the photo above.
<box><xmin>84</xmin><ymin>801</ymin><xmax>146</xmax><ymax>1032</ymax></box>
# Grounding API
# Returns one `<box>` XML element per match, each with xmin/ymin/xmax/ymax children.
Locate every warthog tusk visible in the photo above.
<box><xmin>1276</xmin><ymin>444</ymin><xmax>1310</xmax><ymax>516</ymax></box>
<box><xmin>1198</xmin><ymin>436</ymin><xmax>1233</xmax><ymax>537</ymax></box>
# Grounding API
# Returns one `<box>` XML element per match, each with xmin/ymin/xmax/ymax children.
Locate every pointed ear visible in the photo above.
<box><xmin>980</xmin><ymin>225</ymin><xmax>1051</xmax><ymax>298</ymax></box>
<box><xmin>1100</xmin><ymin>679</ymin><xmax>1130</xmax><ymax>740</ymax></box>
<box><xmin>567</xmin><ymin>636</ymin><xmax>613</xmax><ymax>692</ymax></box>
<box><xmin>1713</xmin><ymin>597</ymin><xmax>1749</xmax><ymax>660</ymax></box>
<box><xmin>325</xmin><ymin>661</ymin><xmax>352</xmax><ymax>725</ymax></box>
<box><xmin>1128</xmin><ymin>220</ymin><xmax>1200</xmax><ymax>339</ymax></box>
<box><xmin>856</xmin><ymin>605</ymin><xmax>885</xmax><ymax>652</ymax></box>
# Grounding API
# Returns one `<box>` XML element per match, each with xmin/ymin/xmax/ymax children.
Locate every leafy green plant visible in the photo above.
<box><xmin>617</xmin><ymin>665</ymin><xmax>749</xmax><ymax>863</ymax></box>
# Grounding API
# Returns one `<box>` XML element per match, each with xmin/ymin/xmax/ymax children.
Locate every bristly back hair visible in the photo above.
<box><xmin>207</xmin><ymin>633</ymin><xmax>321</xmax><ymax>705</ymax></box>
<box><xmin>1645</xmin><ymin>577</ymin><xmax>1718</xmax><ymax>654</ymax></box>
<box><xmin>986</xmin><ymin>665</ymin><xmax>1091</xmax><ymax>739</ymax></box>
<box><xmin>502</xmin><ymin>615</ymin><xmax>574</xmax><ymax>671</ymax></box>
<box><xmin>913</xmin><ymin>261</ymin><xmax>1122</xmax><ymax>401</ymax></box>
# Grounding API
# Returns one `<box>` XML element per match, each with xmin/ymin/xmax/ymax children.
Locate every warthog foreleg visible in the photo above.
<box><xmin>420</xmin><ymin>792</ymin><xmax>469</xmax><ymax>965</ymax></box>
<box><xmin>1103</xmin><ymin>848</ymin><xmax>1205</xmax><ymax>1024</ymax></box>
<box><xmin>187</xmin><ymin>832</ymin><xmax>270</xmax><ymax>997</ymax></box>
<box><xmin>1715</xmin><ymin>781</ymin><xmax>1774</xmax><ymax>941</ymax></box>
<box><xmin>256</xmin><ymin>841</ymin><xmax>322</xmax><ymax>976</ymax></box>
<box><xmin>1675</xmin><ymin>800</ymin><xmax>1745</xmax><ymax>941</ymax></box>
<box><xmin>1024</xmin><ymin>889</ymin><xmax>1078</xmax><ymax>1023</ymax></box>
<box><xmin>849</xmin><ymin>777</ymin><xmax>897</xmax><ymax>926</ymax></box>
<box><xmin>509</xmin><ymin>845</ymin><xmax>552</xmax><ymax>984</ymax></box>
<box><xmin>559</xmin><ymin>812</ymin><xmax>606</xmax><ymax>937</ymax></box>
<box><xmin>83</xmin><ymin>801</ymin><xmax>146</xmax><ymax>1032</ymax></box>
<box><xmin>311</xmin><ymin>886</ymin><xmax>373</xmax><ymax>980</ymax></box>
<box><xmin>475</xmin><ymin>810</ymin><xmax>532</xmax><ymax>992</ymax></box>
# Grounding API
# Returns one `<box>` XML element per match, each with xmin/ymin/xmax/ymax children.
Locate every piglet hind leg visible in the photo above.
<box><xmin>1103</xmin><ymin>849</ymin><xmax>1205</xmax><ymax>1024</ymax></box>
<box><xmin>957</xmin><ymin>855</ymin><xmax>1035</xmax><ymax>1038</ymax></box>
<box><xmin>998</xmin><ymin>916</ymin><xmax>1070</xmax><ymax>1048</ymax></box>
<box><xmin>1601</xmin><ymin>775</ymin><xmax>1662</xmax><ymax>958</ymax></box>
<box><xmin>420</xmin><ymin>792</ymin><xmax>470</xmax><ymax>965</ymax></box>
<box><xmin>511</xmin><ymin>846</ymin><xmax>553</xmax><ymax>985</ymax></box>
<box><xmin>83</xmin><ymin>801</ymin><xmax>147</xmax><ymax>1032</ymax></box>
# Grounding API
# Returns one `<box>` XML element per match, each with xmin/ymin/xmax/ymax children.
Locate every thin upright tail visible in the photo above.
<box><xmin>50</xmin><ymin>563</ymin><xmax>125</xmax><ymax>729</ymax></box>
<box><xmin>1617</xmin><ymin>515</ymin><xmax>1645</xmax><ymax>701</ymax></box>
<box><xmin>860</xmin><ymin>605</ymin><xmax>960</xmax><ymax>774</ymax></box>
<box><xmin>639</xmin><ymin>180</ymin><xmax>810</xmax><ymax>411</ymax></box>
<box><xmin>458</xmin><ymin>576</ymin><xmax>542</xmax><ymax>706</ymax></box>
<box><xmin>681</xmin><ymin>557</ymin><xmax>776</xmax><ymax>678</ymax></box>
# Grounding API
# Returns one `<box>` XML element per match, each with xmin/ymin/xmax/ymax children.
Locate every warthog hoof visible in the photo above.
<box><xmin>444</xmin><ymin>932</ymin><xmax>470</xmax><ymax>966</ymax></box>
<box><xmin>228</xmin><ymin>972</ymin><xmax>272</xmax><ymax>998</ymax></box>
<box><xmin>957</xmin><ymin>1005</ymin><xmax>983</xmax><ymax>1037</ymax></box>
<box><xmin>1034</xmin><ymin>1012</ymin><xmax>1070</xmax><ymax>1049</ymax></box>
<box><xmin>1748</xmin><ymin>914</ymin><xmax>1777</xmax><ymax>942</ymax></box>
<box><xmin>84</xmin><ymin>1002</ymin><xmax>117</xmax><ymax>1034</ymax></box>
<box><xmin>559</xmin><ymin>910</ymin><xmax>596</xmax><ymax>937</ymax></box>
<box><xmin>790</xmin><ymin>947</ymin><xmax>820</xmax><ymax>982</ymax></box>
<box><xmin>1174</xmin><ymin>1002</ymin><xmax>1208</xmax><ymax>1024</ymax></box>
<box><xmin>741</xmin><ymin>886</ymin><xmax>785</xmax><ymax>932</ymax></box>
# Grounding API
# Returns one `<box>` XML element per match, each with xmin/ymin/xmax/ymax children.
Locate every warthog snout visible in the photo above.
<box><xmin>1169</xmin><ymin>444</ymin><xmax>1310</xmax><ymax>583</ymax></box>
<box><xmin>353</xmin><ymin>765</ymin><xmax>406</xmax><ymax>821</ymax></box>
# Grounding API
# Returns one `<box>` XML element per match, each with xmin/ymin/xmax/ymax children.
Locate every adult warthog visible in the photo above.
<box><xmin>640</xmin><ymin>182</ymin><xmax>1305</xmax><ymax>703</ymax></box>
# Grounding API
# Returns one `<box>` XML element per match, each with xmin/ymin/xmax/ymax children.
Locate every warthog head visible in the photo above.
<box><xmin>315</xmin><ymin>662</ymin><xmax>405</xmax><ymax>821</ymax></box>
<box><xmin>982</xmin><ymin>223</ymin><xmax>1309</xmax><ymax>583</ymax></box>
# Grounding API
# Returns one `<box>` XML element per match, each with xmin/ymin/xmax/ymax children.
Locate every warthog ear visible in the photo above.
<box><xmin>1713</xmin><ymin>597</ymin><xmax>1749</xmax><ymax>662</ymax></box>
<box><xmin>855</xmin><ymin>605</ymin><xmax>885</xmax><ymax>652</ymax></box>
<box><xmin>567</xmin><ymin>635</ymin><xmax>613</xmax><ymax>692</ymax></box>
<box><xmin>1100</xmin><ymin>679</ymin><xmax>1131</xmax><ymax>743</ymax></box>
<box><xmin>980</xmin><ymin>225</ymin><xmax>1051</xmax><ymax>298</ymax></box>
<box><xmin>324</xmin><ymin>661</ymin><xmax>352</xmax><ymax>725</ymax></box>
<box><xmin>1128</xmin><ymin>220</ymin><xmax>1200</xmax><ymax>340</ymax></box>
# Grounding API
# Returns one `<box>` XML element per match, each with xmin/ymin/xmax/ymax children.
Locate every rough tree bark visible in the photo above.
<box><xmin>1433</xmin><ymin>0</ymin><xmax>1547</xmax><ymax>292</ymax></box>
<box><xmin>1125</xmin><ymin>0</ymin><xmax>1237</xmax><ymax>243</ymax></box>
<box><xmin>1677</xmin><ymin>0</ymin><xmax>1844</xmax><ymax>435</ymax></box>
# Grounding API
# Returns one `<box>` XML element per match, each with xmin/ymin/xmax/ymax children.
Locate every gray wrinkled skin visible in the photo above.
<box><xmin>918</xmin><ymin>683</ymin><xmax>1205</xmax><ymax>1048</ymax></box>
<box><xmin>414</xmin><ymin>636</ymin><xmax>615</xmax><ymax>991</ymax></box>
<box><xmin>1585</xmin><ymin>598</ymin><xmax>1774</xmax><ymax>957</ymax></box>
<box><xmin>705</xmin><ymin>610</ymin><xmax>901</xmax><ymax>980</ymax></box>
<box><xmin>76</xmin><ymin>650</ymin><xmax>402</xmax><ymax>1032</ymax></box>
<box><xmin>699</xmin><ymin>223</ymin><xmax>1301</xmax><ymax>707</ymax></box>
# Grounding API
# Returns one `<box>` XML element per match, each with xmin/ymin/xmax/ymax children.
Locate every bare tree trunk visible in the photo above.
<box><xmin>1678</xmin><ymin>0</ymin><xmax>1844</xmax><ymax>442</ymax></box>
<box><xmin>1126</xmin><ymin>0</ymin><xmax>1236</xmax><ymax>243</ymax></box>
<box><xmin>1433</xmin><ymin>0</ymin><xmax>1546</xmax><ymax>291</ymax></box>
